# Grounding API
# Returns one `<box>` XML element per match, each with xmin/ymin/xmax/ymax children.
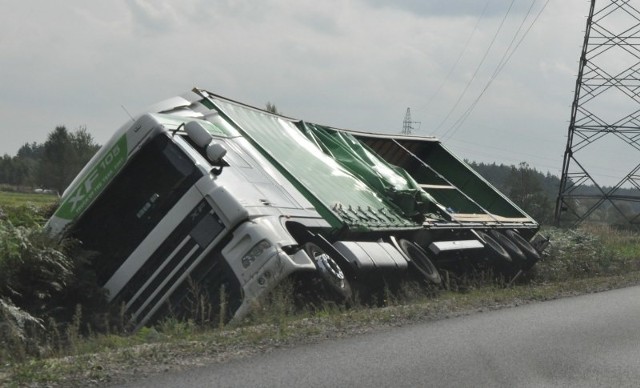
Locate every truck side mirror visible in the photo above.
<box><xmin>206</xmin><ymin>142</ymin><xmax>227</xmax><ymax>163</ymax></box>
<box><xmin>207</xmin><ymin>142</ymin><xmax>227</xmax><ymax>176</ymax></box>
<box><xmin>186</xmin><ymin>120</ymin><xmax>227</xmax><ymax>175</ymax></box>
<box><xmin>185</xmin><ymin>121</ymin><xmax>213</xmax><ymax>148</ymax></box>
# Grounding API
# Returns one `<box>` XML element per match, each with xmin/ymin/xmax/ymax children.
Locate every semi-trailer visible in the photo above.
<box><xmin>46</xmin><ymin>88</ymin><xmax>544</xmax><ymax>328</ymax></box>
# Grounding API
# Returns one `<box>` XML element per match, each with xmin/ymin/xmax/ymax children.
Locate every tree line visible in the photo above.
<box><xmin>0</xmin><ymin>128</ymin><xmax>562</xmax><ymax>226</ymax></box>
<box><xmin>1</xmin><ymin>125</ymin><xmax>634</xmax><ymax>227</ymax></box>
<box><xmin>0</xmin><ymin>126</ymin><xmax>100</xmax><ymax>194</ymax></box>
<box><xmin>470</xmin><ymin>161</ymin><xmax>640</xmax><ymax>226</ymax></box>
<box><xmin>469</xmin><ymin>161</ymin><xmax>558</xmax><ymax>225</ymax></box>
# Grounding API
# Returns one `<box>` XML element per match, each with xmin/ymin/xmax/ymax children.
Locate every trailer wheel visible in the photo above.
<box><xmin>504</xmin><ymin>230</ymin><xmax>541</xmax><ymax>269</ymax></box>
<box><xmin>398</xmin><ymin>239</ymin><xmax>441</xmax><ymax>285</ymax></box>
<box><xmin>303</xmin><ymin>242</ymin><xmax>353</xmax><ymax>302</ymax></box>
<box><xmin>490</xmin><ymin>230</ymin><xmax>527</xmax><ymax>267</ymax></box>
<box><xmin>476</xmin><ymin>231</ymin><xmax>512</xmax><ymax>265</ymax></box>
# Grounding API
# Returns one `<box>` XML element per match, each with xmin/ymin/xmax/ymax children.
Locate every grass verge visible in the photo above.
<box><xmin>2</xmin><ymin>224</ymin><xmax>640</xmax><ymax>386</ymax></box>
<box><xmin>0</xmin><ymin>191</ymin><xmax>58</xmax><ymax>207</ymax></box>
<box><xmin>5</xmin><ymin>273</ymin><xmax>640</xmax><ymax>387</ymax></box>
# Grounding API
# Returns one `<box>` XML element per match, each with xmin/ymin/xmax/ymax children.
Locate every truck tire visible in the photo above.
<box><xmin>504</xmin><ymin>229</ymin><xmax>541</xmax><ymax>269</ymax></box>
<box><xmin>398</xmin><ymin>239</ymin><xmax>441</xmax><ymax>285</ymax></box>
<box><xmin>489</xmin><ymin>230</ymin><xmax>527</xmax><ymax>268</ymax></box>
<box><xmin>303</xmin><ymin>242</ymin><xmax>353</xmax><ymax>303</ymax></box>
<box><xmin>476</xmin><ymin>231</ymin><xmax>512</xmax><ymax>265</ymax></box>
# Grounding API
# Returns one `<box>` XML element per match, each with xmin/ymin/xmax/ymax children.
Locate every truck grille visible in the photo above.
<box><xmin>162</xmin><ymin>238</ymin><xmax>243</xmax><ymax>324</ymax></box>
<box><xmin>113</xmin><ymin>199</ymin><xmax>229</xmax><ymax>325</ymax></box>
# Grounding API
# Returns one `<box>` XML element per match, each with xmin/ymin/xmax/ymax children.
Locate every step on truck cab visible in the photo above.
<box><xmin>46</xmin><ymin>88</ymin><xmax>545</xmax><ymax>328</ymax></box>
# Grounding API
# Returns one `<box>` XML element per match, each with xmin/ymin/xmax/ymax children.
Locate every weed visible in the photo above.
<box><xmin>218</xmin><ymin>284</ymin><xmax>227</xmax><ymax>330</ymax></box>
<box><xmin>179</xmin><ymin>277</ymin><xmax>215</xmax><ymax>327</ymax></box>
<box><xmin>3</xmin><ymin>224</ymin><xmax>640</xmax><ymax>386</ymax></box>
<box><xmin>66</xmin><ymin>305</ymin><xmax>82</xmax><ymax>353</ymax></box>
<box><xmin>0</xmin><ymin>298</ymin><xmax>44</xmax><ymax>363</ymax></box>
<box><xmin>156</xmin><ymin>318</ymin><xmax>198</xmax><ymax>339</ymax></box>
<box><xmin>534</xmin><ymin>226</ymin><xmax>638</xmax><ymax>282</ymax></box>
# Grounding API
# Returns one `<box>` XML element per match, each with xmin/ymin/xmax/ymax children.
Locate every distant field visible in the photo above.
<box><xmin>0</xmin><ymin>190</ymin><xmax>59</xmax><ymax>207</ymax></box>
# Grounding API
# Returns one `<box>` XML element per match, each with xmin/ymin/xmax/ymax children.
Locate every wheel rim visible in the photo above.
<box><xmin>307</xmin><ymin>244</ymin><xmax>347</xmax><ymax>290</ymax></box>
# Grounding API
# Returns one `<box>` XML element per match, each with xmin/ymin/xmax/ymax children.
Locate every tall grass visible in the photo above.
<box><xmin>532</xmin><ymin>225</ymin><xmax>640</xmax><ymax>282</ymax></box>
<box><xmin>2</xmin><ymin>196</ymin><xmax>640</xmax><ymax>381</ymax></box>
<box><xmin>0</xmin><ymin>220</ymin><xmax>77</xmax><ymax>363</ymax></box>
<box><xmin>0</xmin><ymin>191</ymin><xmax>58</xmax><ymax>207</ymax></box>
<box><xmin>0</xmin><ymin>195</ymin><xmax>107</xmax><ymax>364</ymax></box>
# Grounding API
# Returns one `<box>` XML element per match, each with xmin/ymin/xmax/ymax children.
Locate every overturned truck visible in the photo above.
<box><xmin>46</xmin><ymin>88</ymin><xmax>545</xmax><ymax>328</ymax></box>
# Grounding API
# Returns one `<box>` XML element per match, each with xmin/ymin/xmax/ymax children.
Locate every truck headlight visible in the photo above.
<box><xmin>241</xmin><ymin>240</ymin><xmax>272</xmax><ymax>268</ymax></box>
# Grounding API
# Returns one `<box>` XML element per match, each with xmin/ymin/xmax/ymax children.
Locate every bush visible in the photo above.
<box><xmin>0</xmin><ymin>204</ymin><xmax>47</xmax><ymax>228</ymax></box>
<box><xmin>533</xmin><ymin>226</ymin><xmax>638</xmax><ymax>281</ymax></box>
<box><xmin>0</xmin><ymin>221</ymin><xmax>74</xmax><ymax>316</ymax></box>
<box><xmin>0</xmin><ymin>298</ymin><xmax>45</xmax><ymax>362</ymax></box>
<box><xmin>0</xmin><ymin>219</ymin><xmax>108</xmax><ymax>361</ymax></box>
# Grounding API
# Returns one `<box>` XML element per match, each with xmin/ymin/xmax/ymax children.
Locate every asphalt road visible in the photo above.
<box><xmin>120</xmin><ymin>286</ymin><xmax>640</xmax><ymax>387</ymax></box>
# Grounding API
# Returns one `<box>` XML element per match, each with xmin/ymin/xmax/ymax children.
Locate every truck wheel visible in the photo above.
<box><xmin>489</xmin><ymin>230</ymin><xmax>527</xmax><ymax>268</ymax></box>
<box><xmin>398</xmin><ymin>239</ymin><xmax>441</xmax><ymax>285</ymax></box>
<box><xmin>504</xmin><ymin>230</ymin><xmax>541</xmax><ymax>269</ymax></box>
<box><xmin>476</xmin><ymin>231</ymin><xmax>512</xmax><ymax>266</ymax></box>
<box><xmin>303</xmin><ymin>242</ymin><xmax>353</xmax><ymax>302</ymax></box>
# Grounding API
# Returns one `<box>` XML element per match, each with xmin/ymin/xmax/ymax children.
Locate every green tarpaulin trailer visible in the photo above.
<box><xmin>202</xmin><ymin>90</ymin><xmax>539</xmax><ymax>227</ymax></box>
<box><xmin>196</xmin><ymin>89</ymin><xmax>542</xmax><ymax>260</ymax></box>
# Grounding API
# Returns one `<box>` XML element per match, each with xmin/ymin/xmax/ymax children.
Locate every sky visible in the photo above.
<box><xmin>0</xmin><ymin>0</ymin><xmax>626</xmax><ymax>185</ymax></box>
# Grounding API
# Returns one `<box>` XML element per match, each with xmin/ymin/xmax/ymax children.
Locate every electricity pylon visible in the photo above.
<box><xmin>555</xmin><ymin>0</ymin><xmax>640</xmax><ymax>229</ymax></box>
<box><xmin>401</xmin><ymin>108</ymin><xmax>420</xmax><ymax>135</ymax></box>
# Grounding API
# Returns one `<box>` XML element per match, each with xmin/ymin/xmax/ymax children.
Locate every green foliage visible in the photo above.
<box><xmin>533</xmin><ymin>226</ymin><xmax>639</xmax><ymax>282</ymax></box>
<box><xmin>265</xmin><ymin>102</ymin><xmax>280</xmax><ymax>115</ymax></box>
<box><xmin>506</xmin><ymin>162</ymin><xmax>554</xmax><ymax>224</ymax></box>
<box><xmin>0</xmin><ymin>202</ymin><xmax>59</xmax><ymax>228</ymax></box>
<box><xmin>0</xmin><ymin>298</ymin><xmax>45</xmax><ymax>362</ymax></box>
<box><xmin>0</xmin><ymin>203</ymin><xmax>108</xmax><ymax>362</ymax></box>
<box><xmin>470</xmin><ymin>161</ymin><xmax>640</xmax><ymax>226</ymax></box>
<box><xmin>0</xmin><ymin>222</ymin><xmax>74</xmax><ymax>316</ymax></box>
<box><xmin>0</xmin><ymin>190</ymin><xmax>58</xmax><ymax>207</ymax></box>
<box><xmin>156</xmin><ymin>318</ymin><xmax>199</xmax><ymax>339</ymax></box>
<box><xmin>2</xmin><ymin>223</ymin><xmax>640</xmax><ymax>385</ymax></box>
<box><xmin>0</xmin><ymin>154</ymin><xmax>34</xmax><ymax>187</ymax></box>
<box><xmin>470</xmin><ymin>161</ymin><xmax>558</xmax><ymax>224</ymax></box>
<box><xmin>470</xmin><ymin>161</ymin><xmax>560</xmax><ymax>198</ymax></box>
<box><xmin>37</xmin><ymin>126</ymin><xmax>100</xmax><ymax>193</ymax></box>
<box><xmin>0</xmin><ymin>226</ymin><xmax>73</xmax><ymax>362</ymax></box>
<box><xmin>0</xmin><ymin>125</ymin><xmax>99</xmax><ymax>192</ymax></box>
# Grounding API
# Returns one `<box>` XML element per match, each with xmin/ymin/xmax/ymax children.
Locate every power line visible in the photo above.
<box><xmin>442</xmin><ymin>0</ymin><xmax>538</xmax><ymax>139</ymax></box>
<box><xmin>450</xmin><ymin>135</ymin><xmax>638</xmax><ymax>180</ymax></box>
<box><xmin>447</xmin><ymin>137</ymin><xmax>562</xmax><ymax>165</ymax></box>
<box><xmin>434</xmin><ymin>0</ymin><xmax>516</xmax><ymax>134</ymax></box>
<box><xmin>423</xmin><ymin>0</ymin><xmax>490</xmax><ymax>111</ymax></box>
<box><xmin>441</xmin><ymin>0</ymin><xmax>552</xmax><ymax>141</ymax></box>
<box><xmin>446</xmin><ymin>141</ymin><xmax>562</xmax><ymax>170</ymax></box>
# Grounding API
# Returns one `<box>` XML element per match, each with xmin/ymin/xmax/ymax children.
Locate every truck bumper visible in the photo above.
<box><xmin>220</xmin><ymin>216</ymin><xmax>315</xmax><ymax>322</ymax></box>
<box><xmin>231</xmin><ymin>248</ymin><xmax>312</xmax><ymax>322</ymax></box>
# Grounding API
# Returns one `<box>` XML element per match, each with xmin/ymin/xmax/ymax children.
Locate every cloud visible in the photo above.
<box><xmin>124</xmin><ymin>0</ymin><xmax>184</xmax><ymax>34</ymax></box>
<box><xmin>0</xmin><ymin>0</ymin><xmax>603</xmax><ymax>184</ymax></box>
<box><xmin>361</xmin><ymin>0</ymin><xmax>539</xmax><ymax>18</ymax></box>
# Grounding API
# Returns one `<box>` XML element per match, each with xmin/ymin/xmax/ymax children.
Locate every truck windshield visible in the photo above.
<box><xmin>72</xmin><ymin>134</ymin><xmax>203</xmax><ymax>285</ymax></box>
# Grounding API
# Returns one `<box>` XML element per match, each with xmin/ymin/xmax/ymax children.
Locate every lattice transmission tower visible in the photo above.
<box><xmin>555</xmin><ymin>0</ymin><xmax>640</xmax><ymax>228</ymax></box>
<box><xmin>401</xmin><ymin>107</ymin><xmax>420</xmax><ymax>135</ymax></box>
